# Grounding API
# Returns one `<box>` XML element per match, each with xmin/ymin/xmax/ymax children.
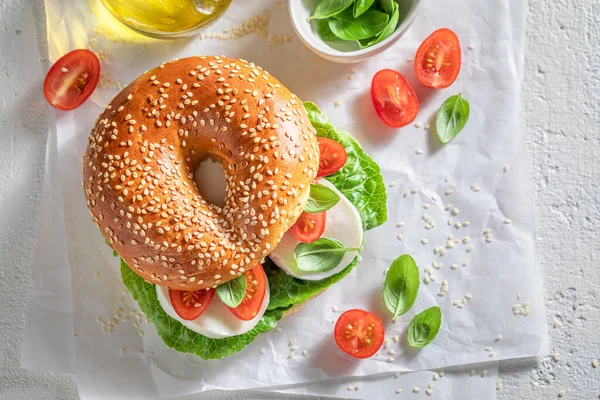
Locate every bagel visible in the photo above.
<box><xmin>83</xmin><ymin>56</ymin><xmax>320</xmax><ymax>291</ymax></box>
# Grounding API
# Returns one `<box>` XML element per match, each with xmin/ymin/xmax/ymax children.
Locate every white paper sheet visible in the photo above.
<box><xmin>27</xmin><ymin>0</ymin><xmax>547</xmax><ymax>397</ymax></box>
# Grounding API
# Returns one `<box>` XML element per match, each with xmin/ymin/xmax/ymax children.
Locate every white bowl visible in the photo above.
<box><xmin>288</xmin><ymin>0</ymin><xmax>423</xmax><ymax>64</ymax></box>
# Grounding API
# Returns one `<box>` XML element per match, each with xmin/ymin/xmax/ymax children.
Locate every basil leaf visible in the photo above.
<box><xmin>357</xmin><ymin>1</ymin><xmax>399</xmax><ymax>48</ymax></box>
<box><xmin>215</xmin><ymin>275</ymin><xmax>247</xmax><ymax>308</ymax></box>
<box><xmin>316</xmin><ymin>19</ymin><xmax>339</xmax><ymax>42</ymax></box>
<box><xmin>353</xmin><ymin>0</ymin><xmax>376</xmax><ymax>17</ymax></box>
<box><xmin>378</xmin><ymin>0</ymin><xmax>395</xmax><ymax>14</ymax></box>
<box><xmin>305</xmin><ymin>183</ymin><xmax>340</xmax><ymax>213</ymax></box>
<box><xmin>383</xmin><ymin>254</ymin><xmax>420</xmax><ymax>318</ymax></box>
<box><xmin>435</xmin><ymin>94</ymin><xmax>470</xmax><ymax>143</ymax></box>
<box><xmin>309</xmin><ymin>0</ymin><xmax>354</xmax><ymax>20</ymax></box>
<box><xmin>407</xmin><ymin>306</ymin><xmax>442</xmax><ymax>348</ymax></box>
<box><xmin>294</xmin><ymin>238</ymin><xmax>360</xmax><ymax>273</ymax></box>
<box><xmin>329</xmin><ymin>8</ymin><xmax>389</xmax><ymax>41</ymax></box>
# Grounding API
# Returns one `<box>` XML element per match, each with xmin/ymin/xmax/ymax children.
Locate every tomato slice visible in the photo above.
<box><xmin>414</xmin><ymin>28</ymin><xmax>461</xmax><ymax>89</ymax></box>
<box><xmin>290</xmin><ymin>211</ymin><xmax>326</xmax><ymax>243</ymax></box>
<box><xmin>43</xmin><ymin>49</ymin><xmax>100</xmax><ymax>110</ymax></box>
<box><xmin>334</xmin><ymin>309</ymin><xmax>385</xmax><ymax>359</ymax></box>
<box><xmin>317</xmin><ymin>137</ymin><xmax>348</xmax><ymax>177</ymax></box>
<box><xmin>228</xmin><ymin>264</ymin><xmax>267</xmax><ymax>321</ymax></box>
<box><xmin>169</xmin><ymin>288</ymin><xmax>215</xmax><ymax>321</ymax></box>
<box><xmin>371</xmin><ymin>69</ymin><xmax>419</xmax><ymax>128</ymax></box>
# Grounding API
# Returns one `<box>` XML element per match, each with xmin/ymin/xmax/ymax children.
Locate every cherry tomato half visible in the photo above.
<box><xmin>43</xmin><ymin>49</ymin><xmax>100</xmax><ymax>110</ymax></box>
<box><xmin>169</xmin><ymin>288</ymin><xmax>215</xmax><ymax>321</ymax></box>
<box><xmin>414</xmin><ymin>28</ymin><xmax>461</xmax><ymax>89</ymax></box>
<box><xmin>371</xmin><ymin>69</ymin><xmax>419</xmax><ymax>128</ymax></box>
<box><xmin>334</xmin><ymin>309</ymin><xmax>385</xmax><ymax>359</ymax></box>
<box><xmin>317</xmin><ymin>137</ymin><xmax>348</xmax><ymax>178</ymax></box>
<box><xmin>290</xmin><ymin>211</ymin><xmax>326</xmax><ymax>243</ymax></box>
<box><xmin>228</xmin><ymin>264</ymin><xmax>267</xmax><ymax>321</ymax></box>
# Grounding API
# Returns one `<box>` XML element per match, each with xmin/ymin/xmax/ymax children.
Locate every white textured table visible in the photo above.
<box><xmin>0</xmin><ymin>0</ymin><xmax>598</xmax><ymax>399</ymax></box>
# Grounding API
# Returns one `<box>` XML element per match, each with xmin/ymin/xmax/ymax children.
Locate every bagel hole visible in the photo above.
<box><xmin>194</xmin><ymin>158</ymin><xmax>227</xmax><ymax>208</ymax></box>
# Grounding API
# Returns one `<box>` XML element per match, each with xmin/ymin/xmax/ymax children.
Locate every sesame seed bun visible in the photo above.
<box><xmin>83</xmin><ymin>56</ymin><xmax>319</xmax><ymax>290</ymax></box>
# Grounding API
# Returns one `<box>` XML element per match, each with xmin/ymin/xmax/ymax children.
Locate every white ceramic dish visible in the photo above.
<box><xmin>288</xmin><ymin>0</ymin><xmax>423</xmax><ymax>64</ymax></box>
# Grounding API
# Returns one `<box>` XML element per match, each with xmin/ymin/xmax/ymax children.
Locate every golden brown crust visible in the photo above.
<box><xmin>83</xmin><ymin>56</ymin><xmax>319</xmax><ymax>290</ymax></box>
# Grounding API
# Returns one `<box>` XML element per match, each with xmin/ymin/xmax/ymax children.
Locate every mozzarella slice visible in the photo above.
<box><xmin>269</xmin><ymin>179</ymin><xmax>363</xmax><ymax>281</ymax></box>
<box><xmin>156</xmin><ymin>280</ymin><xmax>269</xmax><ymax>339</ymax></box>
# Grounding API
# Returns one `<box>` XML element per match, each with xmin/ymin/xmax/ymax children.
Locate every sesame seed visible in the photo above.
<box><xmin>426</xmin><ymin>389</ymin><xmax>433</xmax><ymax>395</ymax></box>
<box><xmin>412</xmin><ymin>387</ymin><xmax>420</xmax><ymax>393</ymax></box>
<box><xmin>558</xmin><ymin>391</ymin><xmax>565</xmax><ymax>398</ymax></box>
<box><xmin>397</xmin><ymin>233</ymin><xmax>403</xmax><ymax>241</ymax></box>
<box><xmin>302</xmin><ymin>350</ymin><xmax>308</xmax><ymax>357</ymax></box>
<box><xmin>334</xmin><ymin>100</ymin><xmax>342</xmax><ymax>107</ymax></box>
<box><xmin>503</xmin><ymin>165</ymin><xmax>510</xmax><ymax>173</ymax></box>
<box><xmin>395</xmin><ymin>389</ymin><xmax>403</xmax><ymax>394</ymax></box>
<box><xmin>61</xmin><ymin>67</ymin><xmax>68</xmax><ymax>73</ymax></box>
<box><xmin>259</xmin><ymin>348</ymin><xmax>265</xmax><ymax>354</ymax></box>
<box><xmin>415</xmin><ymin>148</ymin><xmax>423</xmax><ymax>155</ymax></box>
<box><xmin>421</xmin><ymin>238</ymin><xmax>428</xmax><ymax>245</ymax></box>
<box><xmin>481</xmin><ymin>370</ymin><xmax>488</xmax><ymax>377</ymax></box>
<box><xmin>120</xmin><ymin>347</ymin><xmax>126</xmax><ymax>354</ymax></box>
<box><xmin>95</xmin><ymin>272</ymin><xmax>100</xmax><ymax>279</ymax></box>
<box><xmin>332</xmin><ymin>306</ymin><xmax>339</xmax><ymax>312</ymax></box>
<box><xmin>287</xmin><ymin>352</ymin><xmax>294</xmax><ymax>359</ymax></box>
<box><xmin>553</xmin><ymin>353</ymin><xmax>560</xmax><ymax>362</ymax></box>
<box><xmin>414</xmin><ymin>122</ymin><xmax>422</xmax><ymax>128</ymax></box>
<box><xmin>387</xmin><ymin>356</ymin><xmax>394</xmax><ymax>363</ymax></box>
<box><xmin>592</xmin><ymin>359</ymin><xmax>598</xmax><ymax>368</ymax></box>
<box><xmin>468</xmin><ymin>44</ymin><xmax>475</xmax><ymax>50</ymax></box>
<box><xmin>395</xmin><ymin>372</ymin><xmax>402</xmax><ymax>378</ymax></box>
<box><xmin>495</xmin><ymin>335</ymin><xmax>503</xmax><ymax>341</ymax></box>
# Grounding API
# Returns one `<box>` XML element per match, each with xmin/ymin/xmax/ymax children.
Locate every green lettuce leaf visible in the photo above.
<box><xmin>121</xmin><ymin>102</ymin><xmax>387</xmax><ymax>359</ymax></box>
<box><xmin>304</xmin><ymin>101</ymin><xmax>387</xmax><ymax>231</ymax></box>
<box><xmin>121</xmin><ymin>259</ymin><xmax>287</xmax><ymax>360</ymax></box>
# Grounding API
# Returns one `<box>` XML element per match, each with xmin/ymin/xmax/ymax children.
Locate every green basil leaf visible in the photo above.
<box><xmin>329</xmin><ymin>8</ymin><xmax>389</xmax><ymax>41</ymax></box>
<box><xmin>407</xmin><ymin>306</ymin><xmax>442</xmax><ymax>348</ymax></box>
<box><xmin>304</xmin><ymin>183</ymin><xmax>340</xmax><ymax>213</ymax></box>
<box><xmin>378</xmin><ymin>0</ymin><xmax>395</xmax><ymax>14</ymax></box>
<box><xmin>383</xmin><ymin>254</ymin><xmax>420</xmax><ymax>318</ymax></box>
<box><xmin>316</xmin><ymin>19</ymin><xmax>339</xmax><ymax>41</ymax></box>
<box><xmin>309</xmin><ymin>0</ymin><xmax>354</xmax><ymax>20</ymax></box>
<box><xmin>353</xmin><ymin>0</ymin><xmax>376</xmax><ymax>17</ymax></box>
<box><xmin>435</xmin><ymin>94</ymin><xmax>470</xmax><ymax>143</ymax></box>
<box><xmin>215</xmin><ymin>275</ymin><xmax>247</xmax><ymax>308</ymax></box>
<box><xmin>294</xmin><ymin>238</ymin><xmax>360</xmax><ymax>273</ymax></box>
<box><xmin>357</xmin><ymin>1</ymin><xmax>399</xmax><ymax>48</ymax></box>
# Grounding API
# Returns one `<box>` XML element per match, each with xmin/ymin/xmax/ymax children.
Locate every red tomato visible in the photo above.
<box><xmin>414</xmin><ymin>28</ymin><xmax>461</xmax><ymax>89</ymax></box>
<box><xmin>334</xmin><ymin>309</ymin><xmax>385</xmax><ymax>359</ymax></box>
<box><xmin>371</xmin><ymin>69</ymin><xmax>419</xmax><ymax>128</ymax></box>
<box><xmin>228</xmin><ymin>264</ymin><xmax>267</xmax><ymax>321</ymax></box>
<box><xmin>43</xmin><ymin>49</ymin><xmax>100</xmax><ymax>110</ymax></box>
<box><xmin>169</xmin><ymin>288</ymin><xmax>215</xmax><ymax>321</ymax></box>
<box><xmin>317</xmin><ymin>137</ymin><xmax>348</xmax><ymax>177</ymax></box>
<box><xmin>290</xmin><ymin>211</ymin><xmax>326</xmax><ymax>243</ymax></box>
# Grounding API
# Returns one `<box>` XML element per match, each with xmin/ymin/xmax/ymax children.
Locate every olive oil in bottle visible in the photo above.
<box><xmin>100</xmin><ymin>0</ymin><xmax>231</xmax><ymax>38</ymax></box>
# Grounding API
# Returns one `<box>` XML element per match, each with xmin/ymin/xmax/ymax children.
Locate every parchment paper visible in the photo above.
<box><xmin>25</xmin><ymin>0</ymin><xmax>547</xmax><ymax>397</ymax></box>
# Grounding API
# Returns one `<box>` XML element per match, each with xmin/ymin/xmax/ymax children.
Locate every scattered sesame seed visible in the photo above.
<box><xmin>558</xmin><ymin>391</ymin><xmax>565</xmax><ymax>397</ymax></box>
<box><xmin>425</xmin><ymin>124</ymin><xmax>431</xmax><ymax>129</ymax></box>
<box><xmin>489</xmin><ymin>352</ymin><xmax>496</xmax><ymax>357</ymax></box>
<box><xmin>136</xmin><ymin>349</ymin><xmax>144</xmax><ymax>355</ymax></box>
<box><xmin>334</xmin><ymin>100</ymin><xmax>342</xmax><ymax>107</ymax></box>
<box><xmin>412</xmin><ymin>387</ymin><xmax>420</xmax><ymax>393</ymax></box>
<box><xmin>393</xmin><ymin>335</ymin><xmax>399</xmax><ymax>343</ymax></box>
<box><xmin>450</xmin><ymin>264</ymin><xmax>458</xmax><ymax>270</ymax></box>
<box><xmin>503</xmin><ymin>165</ymin><xmax>510</xmax><ymax>173</ymax></box>
<box><xmin>387</xmin><ymin>356</ymin><xmax>394</xmax><ymax>363</ymax></box>
<box><xmin>120</xmin><ymin>347</ymin><xmax>126</xmax><ymax>354</ymax></box>
<box><xmin>481</xmin><ymin>370</ymin><xmax>488</xmax><ymax>377</ymax></box>
<box><xmin>466</xmin><ymin>245</ymin><xmax>473</xmax><ymax>252</ymax></box>
<box><xmin>504</xmin><ymin>219</ymin><xmax>512</xmax><ymax>224</ymax></box>
<box><xmin>95</xmin><ymin>272</ymin><xmax>100</xmax><ymax>280</ymax></box>
<box><xmin>302</xmin><ymin>350</ymin><xmax>308</xmax><ymax>357</ymax></box>
<box><xmin>389</xmin><ymin>181</ymin><xmax>396</xmax><ymax>187</ymax></box>
<box><xmin>445</xmin><ymin>189</ymin><xmax>453</xmax><ymax>196</ymax></box>
<box><xmin>287</xmin><ymin>352</ymin><xmax>294</xmax><ymax>359</ymax></box>
<box><xmin>468</xmin><ymin>44</ymin><xmax>475</xmax><ymax>50</ymax></box>
<box><xmin>396</xmin><ymin>222</ymin><xmax>404</xmax><ymax>227</ymax></box>
<box><xmin>517</xmin><ymin>293</ymin><xmax>522</xmax><ymax>300</ymax></box>
<box><xmin>444</xmin><ymin>176</ymin><xmax>450</xmax><ymax>182</ymax></box>
<box><xmin>592</xmin><ymin>359</ymin><xmax>598</xmax><ymax>368</ymax></box>
<box><xmin>289</xmin><ymin>338</ymin><xmax>296</xmax><ymax>346</ymax></box>
<box><xmin>424</xmin><ymin>276</ymin><xmax>431</xmax><ymax>284</ymax></box>
<box><xmin>414</xmin><ymin>122</ymin><xmax>422</xmax><ymax>128</ymax></box>
<box><xmin>275</xmin><ymin>326</ymin><xmax>283</xmax><ymax>332</ymax></box>
<box><xmin>415</xmin><ymin>148</ymin><xmax>424</xmax><ymax>155</ymax></box>
<box><xmin>451</xmin><ymin>207</ymin><xmax>459</xmax><ymax>215</ymax></box>
<box><xmin>388</xmin><ymin>349</ymin><xmax>395</xmax><ymax>355</ymax></box>
<box><xmin>332</xmin><ymin>306</ymin><xmax>339</xmax><ymax>312</ymax></box>
<box><xmin>395</xmin><ymin>372</ymin><xmax>402</xmax><ymax>378</ymax></box>
<box><xmin>421</xmin><ymin>238</ymin><xmax>428</xmax><ymax>245</ymax></box>
<box><xmin>433</xmin><ymin>373</ymin><xmax>439</xmax><ymax>381</ymax></box>
<box><xmin>496</xmin><ymin>378</ymin><xmax>502</xmax><ymax>390</ymax></box>
<box><xmin>411</xmin><ymin>187</ymin><xmax>418</xmax><ymax>194</ymax></box>
<box><xmin>259</xmin><ymin>348</ymin><xmax>265</xmax><ymax>354</ymax></box>
<box><xmin>395</xmin><ymin>388</ymin><xmax>403</xmax><ymax>394</ymax></box>
<box><xmin>61</xmin><ymin>67</ymin><xmax>69</xmax><ymax>73</ymax></box>
<box><xmin>470</xmin><ymin>370</ymin><xmax>477</xmax><ymax>377</ymax></box>
<box><xmin>553</xmin><ymin>353</ymin><xmax>560</xmax><ymax>362</ymax></box>
<box><xmin>397</xmin><ymin>233</ymin><xmax>404</xmax><ymax>241</ymax></box>
<box><xmin>573</xmin><ymin>302</ymin><xmax>579</xmax><ymax>310</ymax></box>
<box><xmin>426</xmin><ymin>389</ymin><xmax>433</xmax><ymax>395</ymax></box>
<box><xmin>495</xmin><ymin>335</ymin><xmax>503</xmax><ymax>342</ymax></box>
<box><xmin>347</xmin><ymin>385</ymin><xmax>354</xmax><ymax>391</ymax></box>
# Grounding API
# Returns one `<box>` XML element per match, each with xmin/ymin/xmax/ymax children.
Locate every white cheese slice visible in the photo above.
<box><xmin>156</xmin><ymin>280</ymin><xmax>269</xmax><ymax>339</ymax></box>
<box><xmin>269</xmin><ymin>179</ymin><xmax>363</xmax><ymax>280</ymax></box>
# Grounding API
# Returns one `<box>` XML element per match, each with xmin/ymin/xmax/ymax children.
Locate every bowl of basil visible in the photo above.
<box><xmin>288</xmin><ymin>0</ymin><xmax>422</xmax><ymax>63</ymax></box>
